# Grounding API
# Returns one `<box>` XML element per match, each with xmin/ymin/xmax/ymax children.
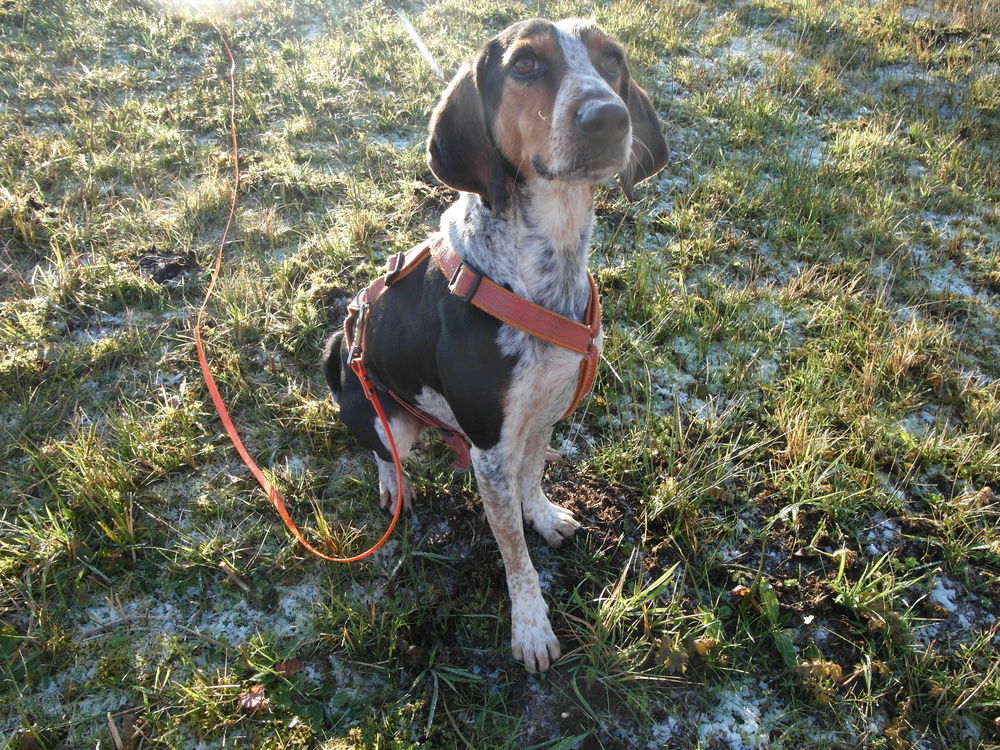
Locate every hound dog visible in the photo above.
<box><xmin>323</xmin><ymin>18</ymin><xmax>667</xmax><ymax>672</ymax></box>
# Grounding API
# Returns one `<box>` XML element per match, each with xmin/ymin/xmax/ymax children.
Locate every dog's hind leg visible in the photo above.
<box><xmin>372</xmin><ymin>411</ymin><xmax>424</xmax><ymax>514</ymax></box>
<box><xmin>518</xmin><ymin>426</ymin><xmax>581</xmax><ymax>548</ymax></box>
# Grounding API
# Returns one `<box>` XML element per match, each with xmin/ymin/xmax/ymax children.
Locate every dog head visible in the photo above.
<box><xmin>427</xmin><ymin>18</ymin><xmax>669</xmax><ymax>215</ymax></box>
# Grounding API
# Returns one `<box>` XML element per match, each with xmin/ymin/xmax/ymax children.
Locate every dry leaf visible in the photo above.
<box><xmin>953</xmin><ymin>486</ymin><xmax>995</xmax><ymax>511</ymax></box>
<box><xmin>792</xmin><ymin>659</ymin><xmax>843</xmax><ymax>682</ymax></box>
<box><xmin>655</xmin><ymin>637</ymin><xmax>688</xmax><ymax>674</ymax></box>
<box><xmin>730</xmin><ymin>584</ymin><xmax>751</xmax><ymax>597</ymax></box>
<box><xmin>791</xmin><ymin>659</ymin><xmax>844</xmax><ymax>704</ymax></box>
<box><xmin>238</xmin><ymin>684</ymin><xmax>270</xmax><ymax>714</ymax></box>
<box><xmin>830</xmin><ymin>548</ymin><xmax>856</xmax><ymax>568</ymax></box>
<box><xmin>276</xmin><ymin>659</ymin><xmax>304</xmax><ymax>678</ymax></box>
<box><xmin>692</xmin><ymin>637</ymin><xmax>719</xmax><ymax>657</ymax></box>
<box><xmin>883</xmin><ymin>715</ymin><xmax>908</xmax><ymax>750</ymax></box>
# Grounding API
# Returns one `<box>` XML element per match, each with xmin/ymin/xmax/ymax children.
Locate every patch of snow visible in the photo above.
<box><xmin>692</xmin><ymin>680</ymin><xmax>786</xmax><ymax>749</ymax></box>
<box><xmin>754</xmin><ymin>356</ymin><xmax>780</xmax><ymax>386</ymax></box>
<box><xmin>871</xmin><ymin>64</ymin><xmax>949</xmax><ymax>93</ymax></box>
<box><xmin>556</xmin><ymin>435</ymin><xmax>580</xmax><ymax>460</ymax></box>
<box><xmin>914</xmin><ymin>573</ymin><xmax>998</xmax><ymax>648</ymax></box>
<box><xmin>928</xmin><ymin>577</ymin><xmax>958</xmax><ymax>613</ymax></box>
<box><xmin>901</xmin><ymin>6</ymin><xmax>954</xmax><ymax>24</ymax></box>
<box><xmin>793</xmin><ymin>138</ymin><xmax>826</xmax><ymax>168</ymax></box>
<box><xmin>718</xmin><ymin>34</ymin><xmax>784</xmax><ymax>81</ymax></box>
<box><xmin>154</xmin><ymin>370</ymin><xmax>185</xmax><ymax>387</ymax></box>
<box><xmin>921</xmin><ymin>260</ymin><xmax>979</xmax><ymax>298</ymax></box>
<box><xmin>719</xmin><ymin>546</ymin><xmax>741</xmax><ymax>563</ymax></box>
<box><xmin>71</xmin><ymin>326</ymin><xmax>118</xmax><ymax>344</ymax></box>
<box><xmin>370</xmin><ymin>133</ymin><xmax>416</xmax><ymax>152</ymax></box>
<box><xmin>864</xmin><ymin>513</ymin><xmax>901</xmax><ymax>557</ymax></box>
<box><xmin>876</xmin><ymin>474</ymin><xmax>909</xmax><ymax>502</ymax></box>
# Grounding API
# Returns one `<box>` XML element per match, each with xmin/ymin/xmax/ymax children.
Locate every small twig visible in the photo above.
<box><xmin>106</xmin><ymin>712</ymin><xmax>124</xmax><ymax>750</ymax></box>
<box><xmin>80</xmin><ymin>617</ymin><xmax>133</xmax><ymax>641</ymax></box>
<box><xmin>219</xmin><ymin>560</ymin><xmax>251</xmax><ymax>592</ymax></box>
<box><xmin>175</xmin><ymin>624</ymin><xmax>236</xmax><ymax>653</ymax></box>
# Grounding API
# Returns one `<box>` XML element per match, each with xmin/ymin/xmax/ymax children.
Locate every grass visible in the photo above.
<box><xmin>2</xmin><ymin>0</ymin><xmax>999</xmax><ymax>747</ymax></box>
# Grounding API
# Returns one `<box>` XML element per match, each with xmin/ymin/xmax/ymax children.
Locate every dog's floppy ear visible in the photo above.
<box><xmin>427</xmin><ymin>55</ymin><xmax>509</xmax><ymax>216</ymax></box>
<box><xmin>619</xmin><ymin>72</ymin><xmax>669</xmax><ymax>200</ymax></box>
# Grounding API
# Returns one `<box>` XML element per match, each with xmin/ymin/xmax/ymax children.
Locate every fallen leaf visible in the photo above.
<box><xmin>692</xmin><ymin>637</ymin><xmax>719</xmax><ymax>657</ymax></box>
<box><xmin>238</xmin><ymin>684</ymin><xmax>270</xmax><ymax>714</ymax></box>
<box><xmin>791</xmin><ymin>659</ymin><xmax>844</xmax><ymax>704</ymax></box>
<box><xmin>883</xmin><ymin>715</ymin><xmax>908</xmax><ymax>750</ymax></box>
<box><xmin>830</xmin><ymin>547</ymin><xmax>856</xmax><ymax>568</ymax></box>
<box><xmin>276</xmin><ymin>659</ymin><xmax>304</xmax><ymax>678</ymax></box>
<box><xmin>13</xmin><ymin>730</ymin><xmax>42</xmax><ymax>750</ymax></box>
<box><xmin>655</xmin><ymin>637</ymin><xmax>688</xmax><ymax>674</ymax></box>
<box><xmin>730</xmin><ymin>584</ymin><xmax>751</xmax><ymax>597</ymax></box>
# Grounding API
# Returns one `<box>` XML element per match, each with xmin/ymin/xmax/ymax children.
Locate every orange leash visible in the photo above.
<box><xmin>194</xmin><ymin>23</ymin><xmax>403</xmax><ymax>563</ymax></box>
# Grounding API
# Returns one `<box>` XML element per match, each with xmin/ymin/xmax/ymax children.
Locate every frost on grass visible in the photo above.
<box><xmin>5</xmin><ymin>0</ymin><xmax>1000</xmax><ymax>747</ymax></box>
<box><xmin>913</xmin><ymin>575</ymin><xmax>998</xmax><ymax>647</ymax></box>
<box><xmin>863</xmin><ymin>512</ymin><xmax>901</xmax><ymax>557</ymax></box>
<box><xmin>4</xmin><ymin>572</ymin><xmax>371</xmax><ymax>744</ymax></box>
<box><xmin>644</xmin><ymin>678</ymin><xmax>844</xmax><ymax>749</ymax></box>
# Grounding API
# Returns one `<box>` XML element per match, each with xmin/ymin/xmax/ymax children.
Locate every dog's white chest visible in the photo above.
<box><xmin>505</xmin><ymin>339</ymin><xmax>589</xmax><ymax>427</ymax></box>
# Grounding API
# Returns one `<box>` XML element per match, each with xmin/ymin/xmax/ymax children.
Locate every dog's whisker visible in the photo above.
<box><xmin>631</xmin><ymin>134</ymin><xmax>655</xmax><ymax>163</ymax></box>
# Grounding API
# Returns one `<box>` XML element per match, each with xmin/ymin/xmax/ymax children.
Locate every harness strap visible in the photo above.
<box><xmin>343</xmin><ymin>240</ymin><xmax>474</xmax><ymax>468</ymax></box>
<box><xmin>566</xmin><ymin>271</ymin><xmax>602</xmax><ymax>418</ymax></box>
<box><xmin>387</xmin><ymin>390</ymin><xmax>472</xmax><ymax>470</ymax></box>
<box><xmin>344</xmin><ymin>234</ymin><xmax>603</xmax><ymax>451</ymax></box>
<box><xmin>428</xmin><ymin>237</ymin><xmax>602</xmax><ymax>418</ymax></box>
<box><xmin>429</xmin><ymin>240</ymin><xmax>600</xmax><ymax>356</ymax></box>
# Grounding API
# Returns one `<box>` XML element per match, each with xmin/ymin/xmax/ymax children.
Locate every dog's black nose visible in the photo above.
<box><xmin>576</xmin><ymin>100</ymin><xmax>629</xmax><ymax>144</ymax></box>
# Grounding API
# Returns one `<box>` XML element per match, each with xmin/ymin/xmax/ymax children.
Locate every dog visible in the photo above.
<box><xmin>323</xmin><ymin>18</ymin><xmax>667</xmax><ymax>672</ymax></box>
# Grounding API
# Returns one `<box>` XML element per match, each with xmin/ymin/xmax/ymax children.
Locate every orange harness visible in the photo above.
<box><xmin>344</xmin><ymin>236</ymin><xmax>602</xmax><ymax>461</ymax></box>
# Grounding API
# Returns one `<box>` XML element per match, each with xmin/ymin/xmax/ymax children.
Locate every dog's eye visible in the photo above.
<box><xmin>601</xmin><ymin>54</ymin><xmax>622</xmax><ymax>76</ymax></box>
<box><xmin>511</xmin><ymin>54</ymin><xmax>540</xmax><ymax>78</ymax></box>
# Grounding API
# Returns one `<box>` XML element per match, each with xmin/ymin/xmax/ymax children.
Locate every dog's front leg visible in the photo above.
<box><xmin>472</xmin><ymin>445</ymin><xmax>560</xmax><ymax>673</ymax></box>
<box><xmin>371</xmin><ymin>411</ymin><xmax>423</xmax><ymax>514</ymax></box>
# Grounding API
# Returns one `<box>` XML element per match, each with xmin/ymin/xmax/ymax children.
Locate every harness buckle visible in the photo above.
<box><xmin>347</xmin><ymin>300</ymin><xmax>368</xmax><ymax>364</ymax></box>
<box><xmin>384</xmin><ymin>252</ymin><xmax>407</xmax><ymax>286</ymax></box>
<box><xmin>449</xmin><ymin>262</ymin><xmax>484</xmax><ymax>303</ymax></box>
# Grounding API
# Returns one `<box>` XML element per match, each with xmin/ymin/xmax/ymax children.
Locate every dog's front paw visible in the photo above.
<box><xmin>376</xmin><ymin>459</ymin><xmax>414</xmax><ymax>514</ymax></box>
<box><xmin>526</xmin><ymin>499</ymin><xmax>580</xmax><ymax>548</ymax></box>
<box><xmin>510</xmin><ymin>606</ymin><xmax>561</xmax><ymax>674</ymax></box>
